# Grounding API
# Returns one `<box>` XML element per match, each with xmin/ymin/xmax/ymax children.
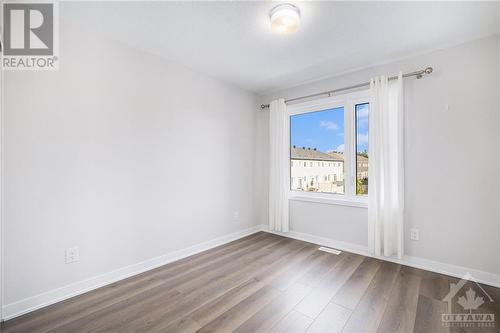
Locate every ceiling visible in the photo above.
<box><xmin>63</xmin><ymin>1</ymin><xmax>500</xmax><ymax>94</ymax></box>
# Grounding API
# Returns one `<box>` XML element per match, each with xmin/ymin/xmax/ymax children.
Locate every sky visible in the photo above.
<box><xmin>356</xmin><ymin>103</ymin><xmax>369</xmax><ymax>154</ymax></box>
<box><xmin>290</xmin><ymin>104</ymin><xmax>369</xmax><ymax>154</ymax></box>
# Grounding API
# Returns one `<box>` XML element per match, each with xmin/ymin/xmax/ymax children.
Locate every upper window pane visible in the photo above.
<box><xmin>290</xmin><ymin>107</ymin><xmax>345</xmax><ymax>194</ymax></box>
<box><xmin>355</xmin><ymin>103</ymin><xmax>369</xmax><ymax>195</ymax></box>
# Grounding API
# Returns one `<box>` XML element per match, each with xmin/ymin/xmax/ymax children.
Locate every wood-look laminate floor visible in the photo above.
<box><xmin>2</xmin><ymin>232</ymin><xmax>499</xmax><ymax>333</ymax></box>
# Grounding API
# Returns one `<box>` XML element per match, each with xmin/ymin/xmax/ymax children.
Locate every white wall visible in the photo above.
<box><xmin>3</xmin><ymin>22</ymin><xmax>258</xmax><ymax>308</ymax></box>
<box><xmin>257</xmin><ymin>35</ymin><xmax>500</xmax><ymax>277</ymax></box>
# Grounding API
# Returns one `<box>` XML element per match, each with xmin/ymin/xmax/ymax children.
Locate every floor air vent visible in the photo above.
<box><xmin>318</xmin><ymin>246</ymin><xmax>342</xmax><ymax>255</ymax></box>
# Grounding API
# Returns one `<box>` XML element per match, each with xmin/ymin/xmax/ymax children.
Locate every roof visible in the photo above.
<box><xmin>357</xmin><ymin>155</ymin><xmax>368</xmax><ymax>162</ymax></box>
<box><xmin>291</xmin><ymin>147</ymin><xmax>343</xmax><ymax>161</ymax></box>
<box><xmin>327</xmin><ymin>151</ymin><xmax>345</xmax><ymax>161</ymax></box>
<box><xmin>290</xmin><ymin>147</ymin><xmax>368</xmax><ymax>163</ymax></box>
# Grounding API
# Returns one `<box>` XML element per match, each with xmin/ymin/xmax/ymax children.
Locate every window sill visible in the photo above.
<box><xmin>288</xmin><ymin>194</ymin><xmax>368</xmax><ymax>208</ymax></box>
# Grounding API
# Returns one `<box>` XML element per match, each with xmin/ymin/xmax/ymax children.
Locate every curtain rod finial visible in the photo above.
<box><xmin>261</xmin><ymin>104</ymin><xmax>270</xmax><ymax>109</ymax></box>
<box><xmin>416</xmin><ymin>67</ymin><xmax>433</xmax><ymax>79</ymax></box>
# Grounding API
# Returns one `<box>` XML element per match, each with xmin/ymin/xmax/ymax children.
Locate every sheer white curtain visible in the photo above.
<box><xmin>268</xmin><ymin>98</ymin><xmax>289</xmax><ymax>232</ymax></box>
<box><xmin>368</xmin><ymin>73</ymin><xmax>404</xmax><ymax>258</ymax></box>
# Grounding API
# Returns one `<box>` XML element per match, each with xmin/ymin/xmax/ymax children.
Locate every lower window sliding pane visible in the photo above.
<box><xmin>290</xmin><ymin>107</ymin><xmax>345</xmax><ymax>194</ymax></box>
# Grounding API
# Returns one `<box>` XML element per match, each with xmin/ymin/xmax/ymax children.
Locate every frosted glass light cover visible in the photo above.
<box><xmin>270</xmin><ymin>4</ymin><xmax>300</xmax><ymax>34</ymax></box>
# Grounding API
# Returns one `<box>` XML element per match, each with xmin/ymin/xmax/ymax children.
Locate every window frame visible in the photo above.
<box><xmin>286</xmin><ymin>89</ymin><xmax>371</xmax><ymax>208</ymax></box>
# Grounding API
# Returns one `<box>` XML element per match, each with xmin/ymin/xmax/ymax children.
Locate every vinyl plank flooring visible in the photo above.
<box><xmin>294</xmin><ymin>253</ymin><xmax>364</xmax><ymax>318</ymax></box>
<box><xmin>50</xmin><ymin>237</ymin><xmax>292</xmax><ymax>333</ymax></box>
<box><xmin>413</xmin><ymin>294</ymin><xmax>449</xmax><ymax>333</ymax></box>
<box><xmin>264</xmin><ymin>246</ymin><xmax>342</xmax><ymax>292</ymax></box>
<box><xmin>233</xmin><ymin>283</ymin><xmax>311</xmax><ymax>333</ymax></box>
<box><xmin>4</xmin><ymin>236</ymin><xmax>263</xmax><ymax>333</ymax></box>
<box><xmin>1</xmin><ymin>272</ymin><xmax>167</xmax><ymax>333</ymax></box>
<box><xmin>172</xmin><ymin>237</ymin><xmax>298</xmax><ymax>293</ymax></box>
<box><xmin>50</xmin><ymin>286</ymin><xmax>181</xmax><ymax>333</ymax></box>
<box><xmin>331</xmin><ymin>257</ymin><xmax>382</xmax><ymax>310</ymax></box>
<box><xmin>306</xmin><ymin>301</ymin><xmax>352</xmax><ymax>333</ymax></box>
<box><xmin>131</xmin><ymin>238</ymin><xmax>311</xmax><ymax>332</ymax></box>
<box><xmin>2</xmin><ymin>233</ymin><xmax>500</xmax><ymax>333</ymax></box>
<box><xmin>377</xmin><ymin>266</ymin><xmax>422</xmax><ymax>332</ymax></box>
<box><xmin>148</xmin><ymin>232</ymin><xmax>275</xmax><ymax>284</ymax></box>
<box><xmin>341</xmin><ymin>261</ymin><xmax>401</xmax><ymax>333</ymax></box>
<box><xmin>295</xmin><ymin>249</ymin><xmax>345</xmax><ymax>287</ymax></box>
<box><xmin>17</xmin><ymin>233</ymin><xmax>275</xmax><ymax>333</ymax></box>
<box><xmin>155</xmin><ymin>234</ymin><xmax>288</xmax><ymax>291</ymax></box>
<box><xmin>153</xmin><ymin>231</ymin><xmax>269</xmax><ymax>274</ymax></box>
<box><xmin>11</xmin><ymin>233</ymin><xmax>280</xmax><ymax>333</ymax></box>
<box><xmin>189</xmin><ymin>244</ymin><xmax>319</xmax><ymax>328</ymax></box>
<box><xmin>419</xmin><ymin>270</ymin><xmax>458</xmax><ymax>302</ymax></box>
<box><xmin>188</xmin><ymin>277</ymin><xmax>265</xmax><ymax>328</ymax></box>
<box><xmin>196</xmin><ymin>285</ymin><xmax>282</xmax><ymax>333</ymax></box>
<box><xmin>154</xmin><ymin>317</ymin><xmax>201</xmax><ymax>333</ymax></box>
<box><xmin>101</xmin><ymin>239</ymin><xmax>308</xmax><ymax>332</ymax></box>
<box><xmin>480</xmin><ymin>284</ymin><xmax>500</xmax><ymax>320</ymax></box>
<box><xmin>270</xmin><ymin>310</ymin><xmax>314</xmax><ymax>333</ymax></box>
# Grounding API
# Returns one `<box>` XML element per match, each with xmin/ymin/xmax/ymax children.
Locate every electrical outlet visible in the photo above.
<box><xmin>410</xmin><ymin>228</ymin><xmax>419</xmax><ymax>241</ymax></box>
<box><xmin>65</xmin><ymin>247</ymin><xmax>80</xmax><ymax>264</ymax></box>
<box><xmin>233</xmin><ymin>211</ymin><xmax>240</xmax><ymax>220</ymax></box>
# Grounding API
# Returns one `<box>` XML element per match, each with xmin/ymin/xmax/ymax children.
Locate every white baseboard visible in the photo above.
<box><xmin>260</xmin><ymin>224</ymin><xmax>500</xmax><ymax>289</ymax></box>
<box><xmin>2</xmin><ymin>225</ymin><xmax>261</xmax><ymax>321</ymax></box>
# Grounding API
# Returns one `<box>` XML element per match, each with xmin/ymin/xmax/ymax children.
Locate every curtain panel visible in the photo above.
<box><xmin>268</xmin><ymin>98</ymin><xmax>289</xmax><ymax>232</ymax></box>
<box><xmin>368</xmin><ymin>73</ymin><xmax>404</xmax><ymax>258</ymax></box>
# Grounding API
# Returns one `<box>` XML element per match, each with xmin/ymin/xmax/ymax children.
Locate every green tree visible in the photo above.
<box><xmin>356</xmin><ymin>177</ymin><xmax>368</xmax><ymax>195</ymax></box>
<box><xmin>356</xmin><ymin>179</ymin><xmax>364</xmax><ymax>195</ymax></box>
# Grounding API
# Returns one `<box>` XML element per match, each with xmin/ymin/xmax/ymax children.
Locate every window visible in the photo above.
<box><xmin>355</xmin><ymin>103</ymin><xmax>369</xmax><ymax>195</ymax></box>
<box><xmin>288</xmin><ymin>90</ymin><xmax>370</xmax><ymax>206</ymax></box>
<box><xmin>290</xmin><ymin>107</ymin><xmax>345</xmax><ymax>194</ymax></box>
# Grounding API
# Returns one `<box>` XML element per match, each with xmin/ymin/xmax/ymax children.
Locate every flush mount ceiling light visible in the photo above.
<box><xmin>269</xmin><ymin>3</ymin><xmax>301</xmax><ymax>34</ymax></box>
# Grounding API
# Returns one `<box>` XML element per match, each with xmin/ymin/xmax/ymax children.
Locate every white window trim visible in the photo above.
<box><xmin>286</xmin><ymin>89</ymin><xmax>371</xmax><ymax>208</ymax></box>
